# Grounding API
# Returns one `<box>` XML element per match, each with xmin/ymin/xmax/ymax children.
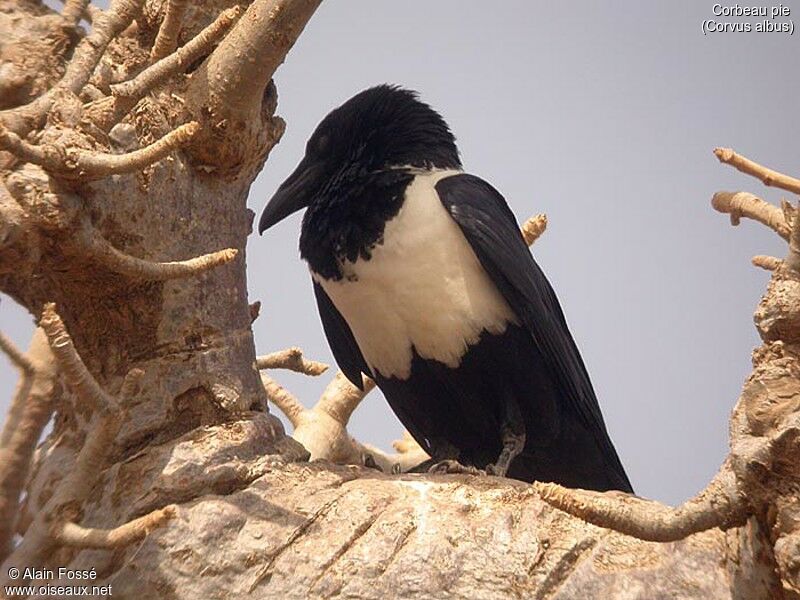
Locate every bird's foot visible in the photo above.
<box><xmin>487</xmin><ymin>425</ymin><xmax>526</xmax><ymax>478</ymax></box>
<box><xmin>428</xmin><ymin>460</ymin><xmax>486</xmax><ymax>477</ymax></box>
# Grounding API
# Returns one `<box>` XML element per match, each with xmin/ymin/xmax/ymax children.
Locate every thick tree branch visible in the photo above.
<box><xmin>535</xmin><ymin>465</ymin><xmax>748</xmax><ymax>542</ymax></box>
<box><xmin>711</xmin><ymin>191</ymin><xmax>791</xmax><ymax>240</ymax></box>
<box><xmin>715</xmin><ymin>147</ymin><xmax>800</xmax><ymax>196</ymax></box>
<box><xmin>0</xmin><ymin>122</ymin><xmax>200</xmax><ymax>180</ymax></box>
<box><xmin>256</xmin><ymin>347</ymin><xmax>329</xmax><ymax>376</ymax></box>
<box><xmin>54</xmin><ymin>505</ymin><xmax>177</xmax><ymax>549</ymax></box>
<box><xmin>185</xmin><ymin>0</ymin><xmax>321</xmax><ymax>168</ymax></box>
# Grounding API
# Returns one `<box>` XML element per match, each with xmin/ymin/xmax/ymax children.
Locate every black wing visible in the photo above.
<box><xmin>312</xmin><ymin>281</ymin><xmax>370</xmax><ymax>390</ymax></box>
<box><xmin>436</xmin><ymin>174</ymin><xmax>633</xmax><ymax>492</ymax></box>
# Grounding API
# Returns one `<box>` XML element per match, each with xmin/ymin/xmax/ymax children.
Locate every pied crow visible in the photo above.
<box><xmin>259</xmin><ymin>85</ymin><xmax>633</xmax><ymax>492</ymax></box>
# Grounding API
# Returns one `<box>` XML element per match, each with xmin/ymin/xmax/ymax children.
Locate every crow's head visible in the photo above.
<box><xmin>259</xmin><ymin>85</ymin><xmax>460</xmax><ymax>233</ymax></box>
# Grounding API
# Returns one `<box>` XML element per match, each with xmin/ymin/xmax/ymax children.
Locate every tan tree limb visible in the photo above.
<box><xmin>256</xmin><ymin>347</ymin><xmax>329</xmax><ymax>376</ymax></box>
<box><xmin>114</xmin><ymin>7</ymin><xmax>241</xmax><ymax>99</ymax></box>
<box><xmin>0</xmin><ymin>329</ymin><xmax>57</xmax><ymax>563</ymax></box>
<box><xmin>39</xmin><ymin>303</ymin><xmax>116</xmax><ymax>413</ymax></box>
<box><xmin>752</xmin><ymin>255</ymin><xmax>782</xmax><ymax>272</ymax></box>
<box><xmin>0</xmin><ymin>0</ymin><xmax>144</xmax><ymax>134</ymax></box>
<box><xmin>260</xmin><ymin>373</ymin><xmax>305</xmax><ymax>427</ymax></box>
<box><xmin>714</xmin><ymin>147</ymin><xmax>800</xmax><ymax>196</ymax></box>
<box><xmin>150</xmin><ymin>0</ymin><xmax>191</xmax><ymax>62</ymax></box>
<box><xmin>61</xmin><ymin>0</ymin><xmax>91</xmax><ymax>28</ymax></box>
<box><xmin>522</xmin><ymin>213</ymin><xmax>548</xmax><ymax>246</ymax></box>
<box><xmin>534</xmin><ymin>464</ymin><xmax>748</xmax><ymax>543</ymax></box>
<box><xmin>77</xmin><ymin>228</ymin><xmax>238</xmax><ymax>280</ymax></box>
<box><xmin>711</xmin><ymin>191</ymin><xmax>791</xmax><ymax>240</ymax></box>
<box><xmin>0</xmin><ymin>121</ymin><xmax>200</xmax><ymax>180</ymax></box>
<box><xmin>185</xmin><ymin>0</ymin><xmax>321</xmax><ymax>168</ymax></box>
<box><xmin>190</xmin><ymin>0</ymin><xmax>321</xmax><ymax>124</ymax></box>
<box><xmin>317</xmin><ymin>371</ymin><xmax>376</xmax><ymax>426</ymax></box>
<box><xmin>53</xmin><ymin>505</ymin><xmax>176</xmax><ymax>549</ymax></box>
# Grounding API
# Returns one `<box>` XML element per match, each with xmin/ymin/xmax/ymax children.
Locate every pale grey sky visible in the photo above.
<box><xmin>2</xmin><ymin>2</ymin><xmax>797</xmax><ymax>504</ymax></box>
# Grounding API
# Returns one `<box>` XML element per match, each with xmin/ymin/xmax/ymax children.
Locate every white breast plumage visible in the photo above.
<box><xmin>313</xmin><ymin>169</ymin><xmax>518</xmax><ymax>380</ymax></box>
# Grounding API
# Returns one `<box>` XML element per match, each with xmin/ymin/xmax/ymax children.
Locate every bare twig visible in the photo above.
<box><xmin>39</xmin><ymin>303</ymin><xmax>116</xmax><ymax>413</ymax></box>
<box><xmin>711</xmin><ymin>191</ymin><xmax>791</xmax><ymax>240</ymax></box>
<box><xmin>534</xmin><ymin>465</ymin><xmax>747</xmax><ymax>542</ymax></box>
<box><xmin>714</xmin><ymin>148</ymin><xmax>800</xmax><ymax>196</ymax></box>
<box><xmin>78</xmin><ymin>230</ymin><xmax>238</xmax><ymax>280</ymax></box>
<box><xmin>54</xmin><ymin>505</ymin><xmax>176</xmax><ymax>548</ymax></box>
<box><xmin>150</xmin><ymin>0</ymin><xmax>190</xmax><ymax>61</ymax></box>
<box><xmin>522</xmin><ymin>213</ymin><xmax>548</xmax><ymax>246</ymax></box>
<box><xmin>256</xmin><ymin>347</ymin><xmax>329</xmax><ymax>376</ymax></box>
<box><xmin>0</xmin><ymin>122</ymin><xmax>200</xmax><ymax>180</ymax></box>
<box><xmin>752</xmin><ymin>255</ymin><xmax>782</xmax><ymax>272</ymax></box>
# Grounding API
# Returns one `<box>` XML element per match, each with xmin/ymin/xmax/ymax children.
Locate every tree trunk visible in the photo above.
<box><xmin>0</xmin><ymin>2</ymin><xmax>797</xmax><ymax>599</ymax></box>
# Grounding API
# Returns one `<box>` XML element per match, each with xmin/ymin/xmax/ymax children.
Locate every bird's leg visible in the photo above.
<box><xmin>486</xmin><ymin>398</ymin><xmax>526</xmax><ymax>478</ymax></box>
<box><xmin>426</xmin><ymin>440</ymin><xmax>486</xmax><ymax>477</ymax></box>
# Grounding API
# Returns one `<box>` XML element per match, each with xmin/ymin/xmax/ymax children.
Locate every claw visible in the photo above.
<box><xmin>428</xmin><ymin>459</ymin><xmax>485</xmax><ymax>477</ymax></box>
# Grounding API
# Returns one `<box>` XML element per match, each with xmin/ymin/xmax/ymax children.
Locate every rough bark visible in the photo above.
<box><xmin>0</xmin><ymin>2</ymin><xmax>797</xmax><ymax>599</ymax></box>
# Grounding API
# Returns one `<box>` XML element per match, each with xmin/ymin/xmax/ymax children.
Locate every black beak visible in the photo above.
<box><xmin>259</xmin><ymin>156</ymin><xmax>321</xmax><ymax>234</ymax></box>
